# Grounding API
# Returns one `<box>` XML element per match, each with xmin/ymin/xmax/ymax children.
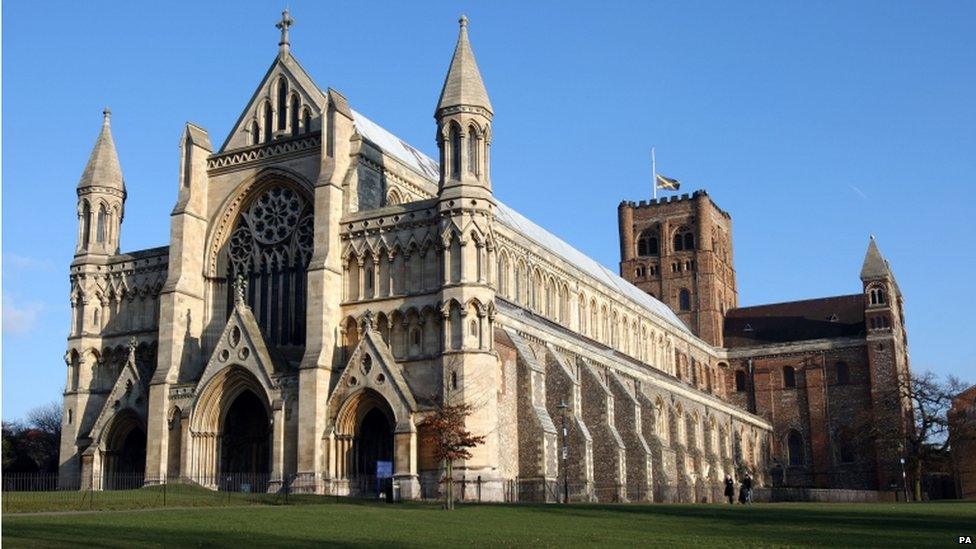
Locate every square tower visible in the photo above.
<box><xmin>617</xmin><ymin>190</ymin><xmax>737</xmax><ymax>346</ymax></box>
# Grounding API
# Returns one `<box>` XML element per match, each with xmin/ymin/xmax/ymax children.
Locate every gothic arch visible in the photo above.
<box><xmin>204</xmin><ymin>167</ymin><xmax>315</xmax><ymax>278</ymax></box>
<box><xmin>190</xmin><ymin>365</ymin><xmax>273</xmax><ymax>435</ymax></box>
<box><xmin>100</xmin><ymin>408</ymin><xmax>146</xmax><ymax>488</ymax></box>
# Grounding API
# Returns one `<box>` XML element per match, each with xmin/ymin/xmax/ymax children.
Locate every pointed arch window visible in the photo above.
<box><xmin>449</xmin><ymin>123</ymin><xmax>462</xmax><ymax>179</ymax></box>
<box><xmin>679</xmin><ymin>288</ymin><xmax>691</xmax><ymax>311</ymax></box>
<box><xmin>250</xmin><ymin>120</ymin><xmax>260</xmax><ymax>146</ymax></box>
<box><xmin>290</xmin><ymin>95</ymin><xmax>300</xmax><ymax>137</ymax></box>
<box><xmin>226</xmin><ymin>184</ymin><xmax>313</xmax><ymax>347</ymax></box>
<box><xmin>467</xmin><ymin>125</ymin><xmax>479</xmax><ymax>176</ymax></box>
<box><xmin>498</xmin><ymin>255</ymin><xmax>510</xmax><ymax>296</ymax></box>
<box><xmin>81</xmin><ymin>201</ymin><xmax>92</xmax><ymax>249</ymax></box>
<box><xmin>262</xmin><ymin>101</ymin><xmax>273</xmax><ymax>143</ymax></box>
<box><xmin>96</xmin><ymin>205</ymin><xmax>107</xmax><ymax>244</ymax></box>
<box><xmin>276</xmin><ymin>79</ymin><xmax>288</xmax><ymax>131</ymax></box>
<box><xmin>302</xmin><ymin>108</ymin><xmax>312</xmax><ymax>134</ymax></box>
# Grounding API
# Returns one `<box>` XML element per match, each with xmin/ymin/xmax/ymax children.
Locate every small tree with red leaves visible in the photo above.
<box><xmin>419</xmin><ymin>399</ymin><xmax>485</xmax><ymax>510</ymax></box>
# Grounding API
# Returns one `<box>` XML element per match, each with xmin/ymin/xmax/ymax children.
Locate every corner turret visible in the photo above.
<box><xmin>75</xmin><ymin>109</ymin><xmax>126</xmax><ymax>257</ymax></box>
<box><xmin>435</xmin><ymin>16</ymin><xmax>493</xmax><ymax>198</ymax></box>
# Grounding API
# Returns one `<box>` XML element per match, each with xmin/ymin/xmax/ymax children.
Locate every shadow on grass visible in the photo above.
<box><xmin>2</xmin><ymin>521</ymin><xmax>382</xmax><ymax>549</ymax></box>
<box><xmin>513</xmin><ymin>501</ymin><xmax>976</xmax><ymax>546</ymax></box>
<box><xmin>5</xmin><ymin>500</ymin><xmax>973</xmax><ymax>548</ymax></box>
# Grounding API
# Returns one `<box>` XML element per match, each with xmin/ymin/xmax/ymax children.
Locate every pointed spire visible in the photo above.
<box><xmin>860</xmin><ymin>236</ymin><xmax>890</xmax><ymax>280</ymax></box>
<box><xmin>276</xmin><ymin>9</ymin><xmax>295</xmax><ymax>56</ymax></box>
<box><xmin>436</xmin><ymin>15</ymin><xmax>493</xmax><ymax>116</ymax></box>
<box><xmin>77</xmin><ymin>108</ymin><xmax>125</xmax><ymax>193</ymax></box>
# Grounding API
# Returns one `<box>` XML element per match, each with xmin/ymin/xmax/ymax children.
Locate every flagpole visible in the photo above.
<box><xmin>652</xmin><ymin>147</ymin><xmax>657</xmax><ymax>200</ymax></box>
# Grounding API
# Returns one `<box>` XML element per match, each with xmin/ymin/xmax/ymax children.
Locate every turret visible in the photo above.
<box><xmin>432</xmin><ymin>16</ymin><xmax>501</xmax><ymax>497</ymax></box>
<box><xmin>435</xmin><ymin>15</ymin><xmax>493</xmax><ymax>200</ymax></box>
<box><xmin>859</xmin><ymin>236</ymin><xmax>912</xmax><ymax>490</ymax></box>
<box><xmin>75</xmin><ymin>108</ymin><xmax>126</xmax><ymax>257</ymax></box>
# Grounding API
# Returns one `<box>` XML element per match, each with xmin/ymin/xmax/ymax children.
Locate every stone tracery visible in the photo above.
<box><xmin>226</xmin><ymin>183</ymin><xmax>312</xmax><ymax>348</ymax></box>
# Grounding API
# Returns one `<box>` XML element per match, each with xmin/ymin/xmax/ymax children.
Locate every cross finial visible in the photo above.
<box><xmin>459</xmin><ymin>14</ymin><xmax>468</xmax><ymax>29</ymax></box>
<box><xmin>233</xmin><ymin>274</ymin><xmax>248</xmax><ymax>308</ymax></box>
<box><xmin>103</xmin><ymin>107</ymin><xmax>112</xmax><ymax>125</ymax></box>
<box><xmin>276</xmin><ymin>9</ymin><xmax>295</xmax><ymax>55</ymax></box>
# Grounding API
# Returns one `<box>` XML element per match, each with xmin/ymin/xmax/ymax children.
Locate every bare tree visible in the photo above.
<box><xmin>27</xmin><ymin>401</ymin><xmax>62</xmax><ymax>440</ymax></box>
<box><xmin>864</xmin><ymin>370</ymin><xmax>973</xmax><ymax>500</ymax></box>
<box><xmin>418</xmin><ymin>398</ymin><xmax>485</xmax><ymax>510</ymax></box>
<box><xmin>2</xmin><ymin>401</ymin><xmax>63</xmax><ymax>473</ymax></box>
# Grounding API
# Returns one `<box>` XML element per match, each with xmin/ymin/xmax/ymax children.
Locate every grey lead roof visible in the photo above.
<box><xmin>350</xmin><ymin>109</ymin><xmax>691</xmax><ymax>335</ymax></box>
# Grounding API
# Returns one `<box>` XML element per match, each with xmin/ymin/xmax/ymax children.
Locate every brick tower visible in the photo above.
<box><xmin>617</xmin><ymin>190</ymin><xmax>737</xmax><ymax>346</ymax></box>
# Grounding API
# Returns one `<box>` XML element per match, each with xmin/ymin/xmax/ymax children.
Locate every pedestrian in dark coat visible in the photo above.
<box><xmin>724</xmin><ymin>476</ymin><xmax>735</xmax><ymax>504</ymax></box>
<box><xmin>742</xmin><ymin>473</ymin><xmax>753</xmax><ymax>504</ymax></box>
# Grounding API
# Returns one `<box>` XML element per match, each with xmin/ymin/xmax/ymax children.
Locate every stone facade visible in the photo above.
<box><xmin>618</xmin><ymin>197</ymin><xmax>914</xmax><ymax>491</ymax></box>
<box><xmin>59</xmin><ymin>13</ymin><xmax>775</xmax><ymax>502</ymax></box>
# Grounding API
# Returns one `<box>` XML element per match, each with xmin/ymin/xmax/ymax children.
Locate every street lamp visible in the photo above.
<box><xmin>557</xmin><ymin>398</ymin><xmax>570</xmax><ymax>504</ymax></box>
<box><xmin>900</xmin><ymin>457</ymin><xmax>908</xmax><ymax>502</ymax></box>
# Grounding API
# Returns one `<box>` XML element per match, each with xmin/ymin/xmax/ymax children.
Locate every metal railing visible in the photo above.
<box><xmin>2</xmin><ymin>473</ymin><xmax>324</xmax><ymax>514</ymax></box>
<box><xmin>2</xmin><ymin>472</ymin><xmax>902</xmax><ymax>513</ymax></box>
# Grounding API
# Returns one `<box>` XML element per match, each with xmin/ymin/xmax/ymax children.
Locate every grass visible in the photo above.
<box><xmin>3</xmin><ymin>500</ymin><xmax>975</xmax><ymax>548</ymax></box>
<box><xmin>1</xmin><ymin>484</ymin><xmax>303</xmax><ymax>513</ymax></box>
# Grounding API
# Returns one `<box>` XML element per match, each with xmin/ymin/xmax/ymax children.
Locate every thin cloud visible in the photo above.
<box><xmin>2</xmin><ymin>294</ymin><xmax>45</xmax><ymax>336</ymax></box>
<box><xmin>849</xmin><ymin>185</ymin><xmax>869</xmax><ymax>201</ymax></box>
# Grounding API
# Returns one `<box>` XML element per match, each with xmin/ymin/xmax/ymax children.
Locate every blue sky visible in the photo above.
<box><xmin>3</xmin><ymin>1</ymin><xmax>974</xmax><ymax>420</ymax></box>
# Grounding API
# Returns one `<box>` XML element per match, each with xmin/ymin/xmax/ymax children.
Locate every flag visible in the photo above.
<box><xmin>655</xmin><ymin>173</ymin><xmax>680</xmax><ymax>191</ymax></box>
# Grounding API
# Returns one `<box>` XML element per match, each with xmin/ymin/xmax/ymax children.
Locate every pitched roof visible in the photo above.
<box><xmin>350</xmin><ymin>109</ymin><xmax>690</xmax><ymax>335</ymax></box>
<box><xmin>436</xmin><ymin>16</ymin><xmax>492</xmax><ymax>115</ymax></box>
<box><xmin>724</xmin><ymin>294</ymin><xmax>866</xmax><ymax>347</ymax></box>
<box><xmin>77</xmin><ymin>109</ymin><xmax>124</xmax><ymax>193</ymax></box>
<box><xmin>860</xmin><ymin>237</ymin><xmax>890</xmax><ymax>280</ymax></box>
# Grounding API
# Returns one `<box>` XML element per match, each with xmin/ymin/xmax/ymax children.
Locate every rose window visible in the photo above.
<box><xmin>225</xmin><ymin>184</ymin><xmax>311</xmax><ymax>347</ymax></box>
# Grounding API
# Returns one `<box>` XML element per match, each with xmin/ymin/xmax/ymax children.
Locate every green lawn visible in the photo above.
<box><xmin>4</xmin><ymin>501</ymin><xmax>975</xmax><ymax>548</ymax></box>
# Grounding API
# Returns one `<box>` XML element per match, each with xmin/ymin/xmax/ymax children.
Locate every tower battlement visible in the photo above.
<box><xmin>619</xmin><ymin>190</ymin><xmax>731</xmax><ymax>219</ymax></box>
<box><xmin>617</xmin><ymin>188</ymin><xmax>737</xmax><ymax>346</ymax></box>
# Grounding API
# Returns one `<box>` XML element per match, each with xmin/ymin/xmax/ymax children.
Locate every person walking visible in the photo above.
<box><xmin>742</xmin><ymin>473</ymin><xmax>753</xmax><ymax>504</ymax></box>
<box><xmin>724</xmin><ymin>476</ymin><xmax>735</xmax><ymax>504</ymax></box>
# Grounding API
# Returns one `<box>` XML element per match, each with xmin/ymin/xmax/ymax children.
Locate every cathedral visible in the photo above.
<box><xmin>59</xmin><ymin>13</ymin><xmax>912</xmax><ymax>502</ymax></box>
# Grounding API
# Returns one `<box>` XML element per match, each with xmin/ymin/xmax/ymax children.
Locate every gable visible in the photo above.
<box><xmin>220</xmin><ymin>53</ymin><xmax>328</xmax><ymax>152</ymax></box>
<box><xmin>87</xmin><ymin>346</ymin><xmax>148</xmax><ymax>446</ymax></box>
<box><xmin>327</xmin><ymin>327</ymin><xmax>418</xmax><ymax>432</ymax></box>
<box><xmin>194</xmin><ymin>303</ymin><xmax>280</xmax><ymax>398</ymax></box>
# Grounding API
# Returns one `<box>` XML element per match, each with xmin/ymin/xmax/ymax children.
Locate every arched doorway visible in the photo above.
<box><xmin>334</xmin><ymin>389</ymin><xmax>396</xmax><ymax>495</ymax></box>
<box><xmin>190</xmin><ymin>365</ymin><xmax>275</xmax><ymax>489</ymax></box>
<box><xmin>220</xmin><ymin>390</ymin><xmax>270</xmax><ymax>490</ymax></box>
<box><xmin>357</xmin><ymin>407</ymin><xmax>393</xmax><ymax>477</ymax></box>
<box><xmin>103</xmin><ymin>411</ymin><xmax>146</xmax><ymax>489</ymax></box>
